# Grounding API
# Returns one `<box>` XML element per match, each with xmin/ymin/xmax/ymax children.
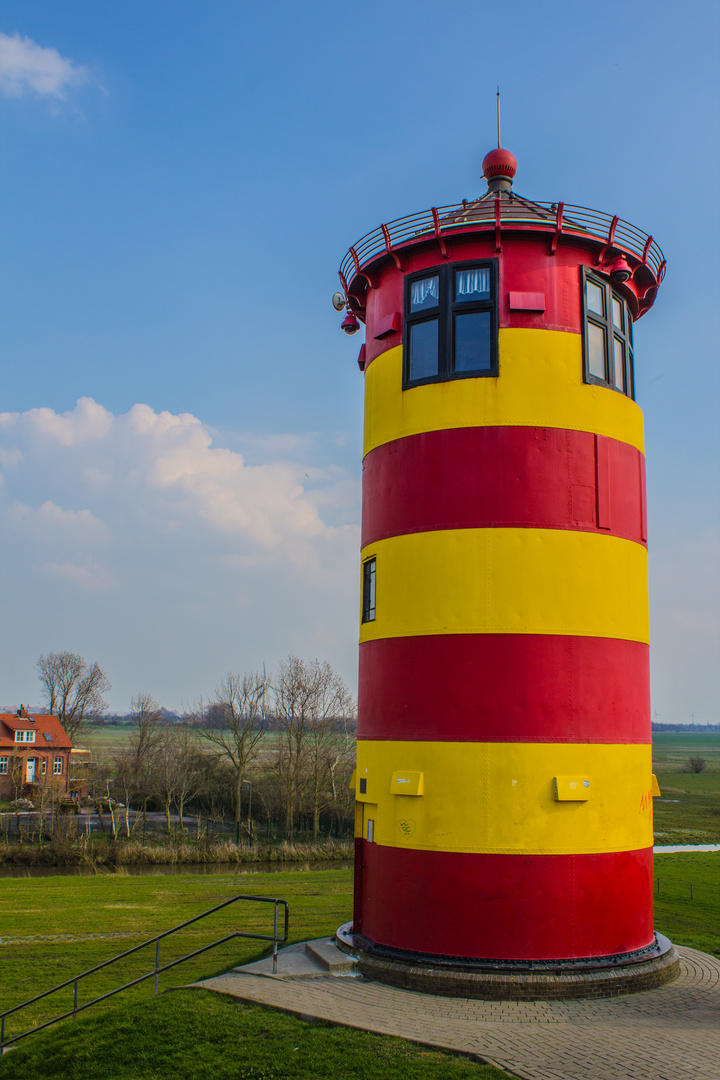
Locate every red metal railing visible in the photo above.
<box><xmin>339</xmin><ymin>197</ymin><xmax>665</xmax><ymax>294</ymax></box>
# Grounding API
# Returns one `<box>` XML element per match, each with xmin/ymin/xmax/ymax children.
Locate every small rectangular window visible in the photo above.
<box><xmin>613</xmin><ymin>337</ymin><xmax>626</xmax><ymax>393</ymax></box>
<box><xmin>587</xmin><ymin>322</ymin><xmax>607</xmax><ymax>380</ymax></box>
<box><xmin>612</xmin><ymin>296</ymin><xmax>624</xmax><ymax>330</ymax></box>
<box><xmin>409</xmin><ymin>319</ymin><xmax>439</xmax><ymax>381</ymax></box>
<box><xmin>0</xmin><ymin>757</ymin><xmax>8</xmax><ymax>775</ymax></box>
<box><xmin>53</xmin><ymin>757</ymin><xmax>63</xmax><ymax>775</ymax></box>
<box><xmin>455</xmin><ymin>311</ymin><xmax>492</xmax><ymax>372</ymax></box>
<box><xmin>582</xmin><ymin>268</ymin><xmax>634</xmax><ymax>399</ymax></box>
<box><xmin>41</xmin><ymin>758</ymin><xmax>47</xmax><ymax>775</ymax></box>
<box><xmin>362</xmin><ymin>557</ymin><xmax>376</xmax><ymax>623</ymax></box>
<box><xmin>15</xmin><ymin>731</ymin><xmax>23</xmax><ymax>742</ymax></box>
<box><xmin>405</xmin><ymin>261</ymin><xmax>498</xmax><ymax>387</ymax></box>
<box><xmin>586</xmin><ymin>279</ymin><xmax>605</xmax><ymax>316</ymax></box>
<box><xmin>366</xmin><ymin>819</ymin><xmax>375</xmax><ymax>842</ymax></box>
<box><xmin>410</xmin><ymin>274</ymin><xmax>440</xmax><ymax>312</ymax></box>
<box><xmin>455</xmin><ymin>268</ymin><xmax>490</xmax><ymax>299</ymax></box>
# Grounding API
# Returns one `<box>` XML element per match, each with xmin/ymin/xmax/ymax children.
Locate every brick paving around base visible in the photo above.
<box><xmin>195</xmin><ymin>946</ymin><xmax>720</xmax><ymax>1080</ymax></box>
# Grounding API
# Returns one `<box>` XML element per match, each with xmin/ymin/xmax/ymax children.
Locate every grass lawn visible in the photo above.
<box><xmin>652</xmin><ymin>732</ymin><xmax>720</xmax><ymax>846</ymax></box>
<box><xmin>653</xmin><ymin>852</ymin><xmax>719</xmax><ymax>956</ymax></box>
<box><xmin>0</xmin><ymin>990</ymin><xmax>513</xmax><ymax>1079</ymax></box>
<box><xmin>0</xmin><ymin>854</ymin><xmax>716</xmax><ymax>1078</ymax></box>
<box><xmin>0</xmin><ymin>869</ymin><xmax>353</xmax><ymax>1041</ymax></box>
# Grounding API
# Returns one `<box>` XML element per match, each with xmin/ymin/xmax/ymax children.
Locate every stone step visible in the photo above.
<box><xmin>304</xmin><ymin>938</ymin><xmax>359</xmax><ymax>975</ymax></box>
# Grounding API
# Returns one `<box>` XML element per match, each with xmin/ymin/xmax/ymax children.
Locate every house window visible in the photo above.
<box><xmin>53</xmin><ymin>757</ymin><xmax>63</xmax><ymax>775</ymax></box>
<box><xmin>14</xmin><ymin>730</ymin><xmax>36</xmax><ymax>743</ymax></box>
<box><xmin>362</xmin><ymin>557</ymin><xmax>376</xmax><ymax>623</ymax></box>
<box><xmin>0</xmin><ymin>757</ymin><xmax>8</xmax><ymax>775</ymax></box>
<box><xmin>41</xmin><ymin>758</ymin><xmax>47</xmax><ymax>775</ymax></box>
<box><xmin>582</xmin><ymin>268</ymin><xmax>634</xmax><ymax>398</ymax></box>
<box><xmin>404</xmin><ymin>261</ymin><xmax>498</xmax><ymax>387</ymax></box>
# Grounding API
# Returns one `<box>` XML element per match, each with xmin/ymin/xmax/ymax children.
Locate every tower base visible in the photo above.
<box><xmin>336</xmin><ymin>924</ymin><xmax>679</xmax><ymax>1000</ymax></box>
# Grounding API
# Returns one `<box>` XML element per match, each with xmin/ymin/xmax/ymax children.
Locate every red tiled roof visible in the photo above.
<box><xmin>0</xmin><ymin>713</ymin><xmax>74</xmax><ymax>750</ymax></box>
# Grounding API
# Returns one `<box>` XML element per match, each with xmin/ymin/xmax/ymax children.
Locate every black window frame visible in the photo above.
<box><xmin>362</xmin><ymin>556</ymin><xmax>376</xmax><ymax>623</ymax></box>
<box><xmin>403</xmin><ymin>259</ymin><xmax>499</xmax><ymax>389</ymax></box>
<box><xmin>582</xmin><ymin>267</ymin><xmax>635</xmax><ymax>399</ymax></box>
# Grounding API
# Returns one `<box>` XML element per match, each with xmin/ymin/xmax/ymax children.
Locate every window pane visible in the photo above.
<box><xmin>455</xmin><ymin>268</ymin><xmax>490</xmax><ymax>301</ymax></box>
<box><xmin>454</xmin><ymin>311</ymin><xmax>491</xmax><ymax>372</ymax></box>
<box><xmin>613</xmin><ymin>336</ymin><xmax>626</xmax><ymax>393</ymax></box>
<box><xmin>586</xmin><ymin>279</ymin><xmax>605</xmax><ymax>316</ymax></box>
<box><xmin>409</xmin><ymin>319</ymin><xmax>439</xmax><ymax>380</ymax></box>
<box><xmin>362</xmin><ymin>558</ymin><xmax>376</xmax><ymax>623</ymax></box>
<box><xmin>612</xmin><ymin>296</ymin><xmax>624</xmax><ymax>330</ymax></box>
<box><xmin>587</xmin><ymin>322</ymin><xmax>607</xmax><ymax>380</ymax></box>
<box><xmin>410</xmin><ymin>275</ymin><xmax>439</xmax><ymax>312</ymax></box>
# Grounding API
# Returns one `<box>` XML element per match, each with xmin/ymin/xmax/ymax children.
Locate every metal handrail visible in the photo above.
<box><xmin>339</xmin><ymin>197</ymin><xmax>665</xmax><ymax>293</ymax></box>
<box><xmin>0</xmin><ymin>893</ymin><xmax>289</xmax><ymax>1052</ymax></box>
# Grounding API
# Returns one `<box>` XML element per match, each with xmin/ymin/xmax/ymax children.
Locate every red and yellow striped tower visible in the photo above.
<box><xmin>336</xmin><ymin>147</ymin><xmax>678</xmax><ymax>996</ymax></box>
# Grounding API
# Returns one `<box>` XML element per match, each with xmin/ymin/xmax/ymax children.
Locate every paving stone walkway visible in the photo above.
<box><xmin>195</xmin><ymin>943</ymin><xmax>720</xmax><ymax>1080</ymax></box>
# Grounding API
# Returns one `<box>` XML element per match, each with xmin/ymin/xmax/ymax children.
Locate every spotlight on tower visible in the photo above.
<box><xmin>341</xmin><ymin>311</ymin><xmax>361</xmax><ymax>335</ymax></box>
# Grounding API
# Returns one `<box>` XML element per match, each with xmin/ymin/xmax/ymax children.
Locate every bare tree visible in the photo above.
<box><xmin>194</xmin><ymin>672</ymin><xmax>269</xmax><ymax>838</ymax></box>
<box><xmin>35</xmin><ymin>652</ymin><xmax>111</xmax><ymax>742</ymax></box>
<box><xmin>114</xmin><ymin>693</ymin><xmax>164</xmax><ymax>835</ymax></box>
<box><xmin>273</xmin><ymin>656</ymin><xmax>355</xmax><ymax>839</ymax></box>
<box><xmin>685</xmin><ymin>756</ymin><xmax>707</xmax><ymax>774</ymax></box>
<box><xmin>151</xmin><ymin>726</ymin><xmax>204</xmax><ymax>834</ymax></box>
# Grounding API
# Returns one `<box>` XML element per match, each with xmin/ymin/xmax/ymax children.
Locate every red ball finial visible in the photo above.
<box><xmin>482</xmin><ymin>148</ymin><xmax>517</xmax><ymax>181</ymax></box>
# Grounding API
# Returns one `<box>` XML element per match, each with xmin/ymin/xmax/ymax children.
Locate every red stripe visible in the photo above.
<box><xmin>361</xmin><ymin>427</ymin><xmax>646</xmax><ymax>547</ymax></box>
<box><xmin>355</xmin><ymin>844</ymin><xmax>654</xmax><ymax>960</ymax></box>
<box><xmin>358</xmin><ymin>635</ymin><xmax>650</xmax><ymax>743</ymax></box>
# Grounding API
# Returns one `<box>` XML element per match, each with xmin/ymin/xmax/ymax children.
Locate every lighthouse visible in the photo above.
<box><xmin>335</xmin><ymin>142</ymin><xmax>679</xmax><ymax>997</ymax></box>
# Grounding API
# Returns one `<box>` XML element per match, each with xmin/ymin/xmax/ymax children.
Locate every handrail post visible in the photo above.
<box><xmin>73</xmin><ymin>979</ymin><xmax>78</xmax><ymax>1020</ymax></box>
<box><xmin>154</xmin><ymin>940</ymin><xmax>160</xmax><ymax>995</ymax></box>
<box><xmin>273</xmin><ymin>902</ymin><xmax>279</xmax><ymax>974</ymax></box>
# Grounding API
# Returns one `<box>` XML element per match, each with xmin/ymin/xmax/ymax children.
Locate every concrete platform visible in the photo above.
<box><xmin>228</xmin><ymin>938</ymin><xmax>359</xmax><ymax>980</ymax></box>
<box><xmin>193</xmin><ymin>944</ymin><xmax>720</xmax><ymax>1080</ymax></box>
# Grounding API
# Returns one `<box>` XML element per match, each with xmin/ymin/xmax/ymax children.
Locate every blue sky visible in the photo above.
<box><xmin>0</xmin><ymin>0</ymin><xmax>718</xmax><ymax>720</ymax></box>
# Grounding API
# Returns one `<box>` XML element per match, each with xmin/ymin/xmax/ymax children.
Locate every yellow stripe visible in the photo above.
<box><xmin>360</xmin><ymin>528</ymin><xmax>648</xmax><ymax>644</ymax></box>
<box><xmin>363</xmin><ymin>329</ymin><xmax>644</xmax><ymax>456</ymax></box>
<box><xmin>354</xmin><ymin>741</ymin><xmax>653</xmax><ymax>855</ymax></box>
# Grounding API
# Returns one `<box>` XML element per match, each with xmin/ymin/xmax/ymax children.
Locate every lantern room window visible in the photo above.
<box><xmin>582</xmin><ymin>268</ymin><xmax>634</xmax><ymax>398</ymax></box>
<box><xmin>404</xmin><ymin>261</ymin><xmax>498</xmax><ymax>387</ymax></box>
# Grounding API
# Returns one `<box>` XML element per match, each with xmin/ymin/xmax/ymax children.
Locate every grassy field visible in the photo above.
<box><xmin>653</xmin><ymin>851</ymin><xmax>719</xmax><ymax>956</ymax></box>
<box><xmin>0</xmin><ymin>867</ymin><xmax>514</xmax><ymax>1079</ymax></box>
<box><xmin>0</xmin><ymin>857</ymin><xmax>716</xmax><ymax>1077</ymax></box>
<box><xmin>652</xmin><ymin>732</ymin><xmax>720</xmax><ymax>846</ymax></box>
<box><xmin>0</xmin><ymin>991</ymin><xmax>514</xmax><ymax>1080</ymax></box>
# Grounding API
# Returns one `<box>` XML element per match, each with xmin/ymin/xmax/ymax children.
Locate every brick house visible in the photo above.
<box><xmin>0</xmin><ymin>705</ymin><xmax>74</xmax><ymax>801</ymax></box>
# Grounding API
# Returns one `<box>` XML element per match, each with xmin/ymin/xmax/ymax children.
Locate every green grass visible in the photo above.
<box><xmin>652</xmin><ymin>732</ymin><xmax>720</xmax><ymax>846</ymax></box>
<box><xmin>0</xmin><ymin>870</ymin><xmax>354</xmax><ymax>1041</ymax></box>
<box><xmin>80</xmin><ymin>724</ymin><xmax>135</xmax><ymax>751</ymax></box>
<box><xmin>0</xmin><ymin>990</ymin><xmax>514</xmax><ymax>1080</ymax></box>
<box><xmin>653</xmin><ymin>852</ymin><xmax>720</xmax><ymax>957</ymax></box>
<box><xmin>0</xmin><ymin>856</ymin><xmax>717</xmax><ymax>1079</ymax></box>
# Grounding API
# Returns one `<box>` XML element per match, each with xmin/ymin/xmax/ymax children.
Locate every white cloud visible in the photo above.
<box><xmin>9</xmin><ymin>499</ymin><xmax>109</xmax><ymax>543</ymax></box>
<box><xmin>0</xmin><ymin>397</ymin><xmax>113</xmax><ymax>446</ymax></box>
<box><xmin>0</xmin><ymin>396</ymin><xmax>358</xmax><ymax>569</ymax></box>
<box><xmin>0</xmin><ymin>397</ymin><xmax>360</xmax><ymax>710</ymax></box>
<box><xmin>43</xmin><ymin>560</ymin><xmax>116</xmax><ymax>592</ymax></box>
<box><xmin>0</xmin><ymin>32</ymin><xmax>90</xmax><ymax>99</ymax></box>
<box><xmin>0</xmin><ymin>448</ymin><xmax>22</xmax><ymax>467</ymax></box>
